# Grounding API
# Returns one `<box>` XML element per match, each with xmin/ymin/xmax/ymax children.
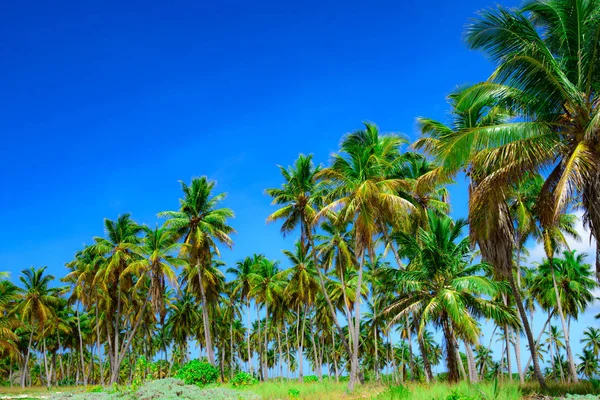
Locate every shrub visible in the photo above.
<box><xmin>288</xmin><ymin>388</ymin><xmax>300</xmax><ymax>399</ymax></box>
<box><xmin>175</xmin><ymin>359</ymin><xmax>219</xmax><ymax>386</ymax></box>
<box><xmin>231</xmin><ymin>371</ymin><xmax>258</xmax><ymax>387</ymax></box>
<box><xmin>304</xmin><ymin>374</ymin><xmax>319</xmax><ymax>383</ymax></box>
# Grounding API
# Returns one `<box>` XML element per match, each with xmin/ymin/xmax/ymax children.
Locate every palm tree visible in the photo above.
<box><xmin>93</xmin><ymin>214</ymin><xmax>143</xmax><ymax>384</ymax></box>
<box><xmin>463</xmin><ymin>0</ymin><xmax>600</xmax><ymax>281</ymax></box>
<box><xmin>581</xmin><ymin>327</ymin><xmax>600</xmax><ymax>358</ymax></box>
<box><xmin>227</xmin><ymin>255</ymin><xmax>258</xmax><ymax>373</ymax></box>
<box><xmin>159</xmin><ymin>177</ymin><xmax>235</xmax><ymax>365</ymax></box>
<box><xmin>123</xmin><ymin>224</ymin><xmax>184</xmax><ymax>322</ymax></box>
<box><xmin>166</xmin><ymin>292</ymin><xmax>199</xmax><ymax>365</ymax></box>
<box><xmin>14</xmin><ymin>266</ymin><xmax>61</xmax><ymax>387</ymax></box>
<box><xmin>578</xmin><ymin>348</ymin><xmax>599</xmax><ymax>380</ymax></box>
<box><xmin>316</xmin><ymin>123</ymin><xmax>414</xmax><ymax>390</ymax></box>
<box><xmin>282</xmin><ymin>241</ymin><xmax>319</xmax><ymax>382</ymax></box>
<box><xmin>384</xmin><ymin>211</ymin><xmax>520</xmax><ymax>382</ymax></box>
<box><xmin>249</xmin><ymin>257</ymin><xmax>286</xmax><ymax>380</ymax></box>
<box><xmin>415</xmin><ymin>84</ymin><xmax>547</xmax><ymax>387</ymax></box>
<box><xmin>266</xmin><ymin>154</ymin><xmax>352</xmax><ymax>363</ymax></box>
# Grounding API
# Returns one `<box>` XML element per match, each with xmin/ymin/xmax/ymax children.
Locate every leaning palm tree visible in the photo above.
<box><xmin>14</xmin><ymin>266</ymin><xmax>61</xmax><ymax>388</ymax></box>
<box><xmin>159</xmin><ymin>177</ymin><xmax>235</xmax><ymax>365</ymax></box>
<box><xmin>384</xmin><ymin>211</ymin><xmax>520</xmax><ymax>383</ymax></box>
<box><xmin>316</xmin><ymin>123</ymin><xmax>414</xmax><ymax>390</ymax></box>
<box><xmin>462</xmin><ymin>0</ymin><xmax>600</xmax><ymax>282</ymax></box>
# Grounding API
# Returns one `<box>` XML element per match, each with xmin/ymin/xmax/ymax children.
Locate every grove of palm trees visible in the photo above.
<box><xmin>2</xmin><ymin>0</ymin><xmax>600</xmax><ymax>399</ymax></box>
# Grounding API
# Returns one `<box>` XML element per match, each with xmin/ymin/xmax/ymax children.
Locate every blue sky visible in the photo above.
<box><xmin>1</xmin><ymin>0</ymin><xmax>597</xmax><ymax>373</ymax></box>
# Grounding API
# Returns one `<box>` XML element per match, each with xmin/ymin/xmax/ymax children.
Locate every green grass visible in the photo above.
<box><xmin>2</xmin><ymin>379</ymin><xmax>599</xmax><ymax>399</ymax></box>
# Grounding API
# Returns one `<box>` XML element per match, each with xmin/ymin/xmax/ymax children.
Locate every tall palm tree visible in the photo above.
<box><xmin>123</xmin><ymin>224</ymin><xmax>184</xmax><ymax>322</ymax></box>
<box><xmin>166</xmin><ymin>292</ymin><xmax>199</xmax><ymax>365</ymax></box>
<box><xmin>249</xmin><ymin>257</ymin><xmax>286</xmax><ymax>380</ymax></box>
<box><xmin>266</xmin><ymin>154</ymin><xmax>352</xmax><ymax>361</ymax></box>
<box><xmin>462</xmin><ymin>0</ymin><xmax>600</xmax><ymax>281</ymax></box>
<box><xmin>282</xmin><ymin>241</ymin><xmax>318</xmax><ymax>382</ymax></box>
<box><xmin>14</xmin><ymin>266</ymin><xmax>61</xmax><ymax>388</ymax></box>
<box><xmin>384</xmin><ymin>211</ymin><xmax>520</xmax><ymax>382</ymax></box>
<box><xmin>227</xmin><ymin>255</ymin><xmax>258</xmax><ymax>373</ymax></box>
<box><xmin>159</xmin><ymin>177</ymin><xmax>235</xmax><ymax>365</ymax></box>
<box><xmin>317</xmin><ymin>123</ymin><xmax>414</xmax><ymax>390</ymax></box>
<box><xmin>93</xmin><ymin>214</ymin><xmax>143</xmax><ymax>384</ymax></box>
<box><xmin>416</xmin><ymin>85</ymin><xmax>547</xmax><ymax>387</ymax></box>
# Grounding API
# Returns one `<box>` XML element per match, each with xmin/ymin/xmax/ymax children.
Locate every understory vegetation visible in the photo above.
<box><xmin>2</xmin><ymin>0</ymin><xmax>600</xmax><ymax>399</ymax></box>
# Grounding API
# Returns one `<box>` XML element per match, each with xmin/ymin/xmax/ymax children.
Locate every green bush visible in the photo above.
<box><xmin>376</xmin><ymin>385</ymin><xmax>410</xmax><ymax>400</ymax></box>
<box><xmin>304</xmin><ymin>374</ymin><xmax>319</xmax><ymax>383</ymax></box>
<box><xmin>175</xmin><ymin>359</ymin><xmax>219</xmax><ymax>386</ymax></box>
<box><xmin>288</xmin><ymin>388</ymin><xmax>300</xmax><ymax>399</ymax></box>
<box><xmin>231</xmin><ymin>371</ymin><xmax>258</xmax><ymax>387</ymax></box>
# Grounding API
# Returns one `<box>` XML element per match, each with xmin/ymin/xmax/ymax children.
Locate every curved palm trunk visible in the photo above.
<box><xmin>197</xmin><ymin>259</ymin><xmax>215</xmax><ymax>365</ymax></box>
<box><xmin>464</xmin><ymin>341</ymin><xmax>478</xmax><ymax>383</ymax></box>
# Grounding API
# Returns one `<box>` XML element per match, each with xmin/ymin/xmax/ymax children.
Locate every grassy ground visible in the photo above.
<box><xmin>1</xmin><ymin>379</ymin><xmax>599</xmax><ymax>399</ymax></box>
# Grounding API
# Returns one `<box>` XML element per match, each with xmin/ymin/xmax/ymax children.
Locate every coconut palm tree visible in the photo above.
<box><xmin>581</xmin><ymin>327</ymin><xmax>600</xmax><ymax>358</ymax></box>
<box><xmin>249</xmin><ymin>257</ymin><xmax>286</xmax><ymax>380</ymax></box>
<box><xmin>462</xmin><ymin>0</ymin><xmax>600</xmax><ymax>282</ymax></box>
<box><xmin>282</xmin><ymin>240</ymin><xmax>319</xmax><ymax>381</ymax></box>
<box><xmin>227</xmin><ymin>255</ymin><xmax>259</xmax><ymax>373</ymax></box>
<box><xmin>316</xmin><ymin>123</ymin><xmax>414</xmax><ymax>390</ymax></box>
<box><xmin>123</xmin><ymin>224</ymin><xmax>184</xmax><ymax>322</ymax></box>
<box><xmin>159</xmin><ymin>177</ymin><xmax>235</xmax><ymax>365</ymax></box>
<box><xmin>384</xmin><ymin>211</ymin><xmax>520</xmax><ymax>382</ymax></box>
<box><xmin>266</xmin><ymin>154</ymin><xmax>352</xmax><ymax>362</ymax></box>
<box><xmin>578</xmin><ymin>348</ymin><xmax>599</xmax><ymax>380</ymax></box>
<box><xmin>14</xmin><ymin>266</ymin><xmax>62</xmax><ymax>387</ymax></box>
<box><xmin>415</xmin><ymin>84</ymin><xmax>547</xmax><ymax>387</ymax></box>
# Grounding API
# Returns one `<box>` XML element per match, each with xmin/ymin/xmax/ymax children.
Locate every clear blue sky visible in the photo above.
<box><xmin>2</xmin><ymin>0</ymin><xmax>596</xmax><ymax>371</ymax></box>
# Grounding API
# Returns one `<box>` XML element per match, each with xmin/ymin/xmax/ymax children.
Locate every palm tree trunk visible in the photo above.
<box><xmin>548</xmin><ymin>261</ymin><xmax>579</xmax><ymax>382</ymax></box>
<box><xmin>263</xmin><ymin>303</ymin><xmax>269</xmax><ymax>380</ymax></box>
<box><xmin>417</xmin><ymin>335</ymin><xmax>432</xmax><ymax>383</ymax></box>
<box><xmin>406</xmin><ymin>317</ymin><xmax>415</xmax><ymax>381</ymax></box>
<box><xmin>299</xmin><ymin>304</ymin><xmax>308</xmax><ymax>381</ymax></box>
<box><xmin>373</xmin><ymin>325</ymin><xmax>380</xmax><ymax>382</ymax></box>
<box><xmin>442</xmin><ymin>318</ymin><xmax>460</xmax><ymax>383</ymax></box>
<box><xmin>296</xmin><ymin>304</ymin><xmax>303</xmax><ymax>382</ymax></box>
<box><xmin>504</xmin><ymin>325</ymin><xmax>512</xmax><ymax>381</ymax></box>
<box><xmin>284</xmin><ymin>322</ymin><xmax>291</xmax><ymax>379</ymax></box>
<box><xmin>464</xmin><ymin>341</ymin><xmax>478</xmax><ymax>383</ymax></box>
<box><xmin>512</xmin><ymin>329</ymin><xmax>524</xmax><ymax>384</ymax></box>
<box><xmin>306</xmin><ymin>230</ymin><xmax>352</xmax><ymax>358</ymax></box>
<box><xmin>246</xmin><ymin>300</ymin><xmax>252</xmax><ymax>374</ymax></box>
<box><xmin>197</xmin><ymin>259</ymin><xmax>215</xmax><ymax>365</ymax></box>
<box><xmin>276</xmin><ymin>328</ymin><xmax>283</xmax><ymax>381</ymax></box>
<box><xmin>256</xmin><ymin>304</ymin><xmax>263</xmax><ymax>381</ymax></box>
<box><xmin>21</xmin><ymin>329</ymin><xmax>34</xmax><ymax>388</ymax></box>
<box><xmin>506</xmin><ymin>271</ymin><xmax>547</xmax><ymax>389</ymax></box>
<box><xmin>348</xmin><ymin>251</ymin><xmax>366</xmax><ymax>391</ymax></box>
<box><xmin>95</xmin><ymin>294</ymin><xmax>104</xmax><ymax>386</ymax></box>
<box><xmin>43</xmin><ymin>336</ymin><xmax>50</xmax><ymax>388</ymax></box>
<box><xmin>230</xmin><ymin>318</ymin><xmax>234</xmax><ymax>380</ymax></box>
<box><xmin>76</xmin><ymin>308</ymin><xmax>88</xmax><ymax>386</ymax></box>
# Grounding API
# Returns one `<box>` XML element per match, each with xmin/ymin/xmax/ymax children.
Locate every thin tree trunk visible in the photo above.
<box><xmin>524</xmin><ymin>311</ymin><xmax>553</xmax><ymax>371</ymax></box>
<box><xmin>21</xmin><ymin>328</ymin><xmax>34</xmax><ymax>388</ymax></box>
<box><xmin>263</xmin><ymin>303</ymin><xmax>269</xmax><ymax>380</ymax></box>
<box><xmin>506</xmin><ymin>272</ymin><xmax>547</xmax><ymax>389</ymax></box>
<box><xmin>246</xmin><ymin>300</ymin><xmax>252</xmax><ymax>374</ymax></box>
<box><xmin>348</xmin><ymin>251</ymin><xmax>366</xmax><ymax>391</ymax></box>
<box><xmin>442</xmin><ymin>318</ymin><xmax>460</xmax><ymax>383</ymax></box>
<box><xmin>417</xmin><ymin>334</ymin><xmax>432</xmax><ymax>383</ymax></box>
<box><xmin>504</xmin><ymin>325</ymin><xmax>512</xmax><ymax>381</ymax></box>
<box><xmin>95</xmin><ymin>295</ymin><xmax>104</xmax><ymax>386</ymax></box>
<box><xmin>230</xmin><ymin>318</ymin><xmax>234</xmax><ymax>380</ymax></box>
<box><xmin>512</xmin><ymin>329</ymin><xmax>524</xmax><ymax>384</ymax></box>
<box><xmin>197</xmin><ymin>258</ymin><xmax>215</xmax><ymax>365</ymax></box>
<box><xmin>549</xmin><ymin>261</ymin><xmax>579</xmax><ymax>382</ymax></box>
<box><xmin>465</xmin><ymin>341</ymin><xmax>478</xmax><ymax>383</ymax></box>
<box><xmin>406</xmin><ymin>317</ymin><xmax>415</xmax><ymax>381</ymax></box>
